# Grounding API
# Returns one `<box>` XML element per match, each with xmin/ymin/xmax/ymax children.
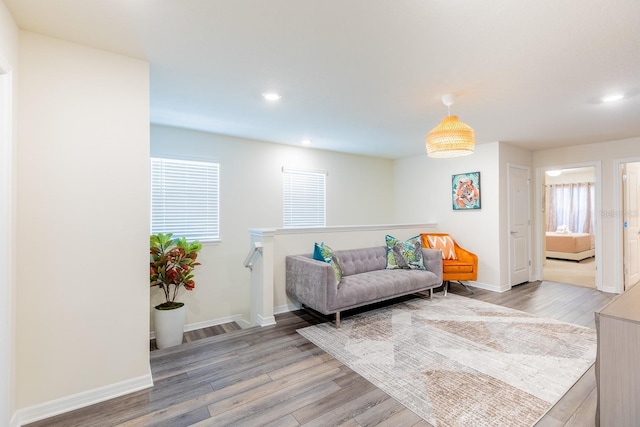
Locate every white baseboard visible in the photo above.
<box><xmin>234</xmin><ymin>317</ymin><xmax>252</xmax><ymax>329</ymax></box>
<box><xmin>12</xmin><ymin>369</ymin><xmax>153</xmax><ymax>426</ymax></box>
<box><xmin>464</xmin><ymin>281</ymin><xmax>511</xmax><ymax>293</ymax></box>
<box><xmin>183</xmin><ymin>315</ymin><xmax>246</xmax><ymax>332</ymax></box>
<box><xmin>150</xmin><ymin>314</ymin><xmax>248</xmax><ymax>339</ymax></box>
<box><xmin>599</xmin><ymin>284</ymin><xmax>619</xmax><ymax>294</ymax></box>
<box><xmin>274</xmin><ymin>302</ymin><xmax>300</xmax><ymax>315</ymax></box>
<box><xmin>256</xmin><ymin>314</ymin><xmax>277</xmax><ymax>327</ymax></box>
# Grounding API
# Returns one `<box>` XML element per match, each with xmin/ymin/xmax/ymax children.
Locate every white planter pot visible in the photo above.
<box><xmin>154</xmin><ymin>304</ymin><xmax>185</xmax><ymax>349</ymax></box>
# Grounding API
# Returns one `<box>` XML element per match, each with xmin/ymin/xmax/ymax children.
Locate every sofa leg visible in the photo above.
<box><xmin>443</xmin><ymin>281</ymin><xmax>449</xmax><ymax>297</ymax></box>
<box><xmin>335</xmin><ymin>312</ymin><xmax>341</xmax><ymax>328</ymax></box>
<box><xmin>429</xmin><ymin>288</ymin><xmax>433</xmax><ymax>300</ymax></box>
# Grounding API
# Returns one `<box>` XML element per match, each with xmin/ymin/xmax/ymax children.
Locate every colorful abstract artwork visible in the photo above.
<box><xmin>452</xmin><ymin>171</ymin><xmax>481</xmax><ymax>210</ymax></box>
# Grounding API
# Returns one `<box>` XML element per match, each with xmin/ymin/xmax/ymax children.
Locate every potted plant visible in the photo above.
<box><xmin>150</xmin><ymin>232</ymin><xmax>202</xmax><ymax>349</ymax></box>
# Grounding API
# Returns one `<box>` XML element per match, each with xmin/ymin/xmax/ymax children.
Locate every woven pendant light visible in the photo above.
<box><xmin>426</xmin><ymin>94</ymin><xmax>475</xmax><ymax>158</ymax></box>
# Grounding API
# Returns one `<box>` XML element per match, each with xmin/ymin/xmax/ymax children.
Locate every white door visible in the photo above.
<box><xmin>624</xmin><ymin>163</ymin><xmax>640</xmax><ymax>289</ymax></box>
<box><xmin>508</xmin><ymin>165</ymin><xmax>531</xmax><ymax>285</ymax></box>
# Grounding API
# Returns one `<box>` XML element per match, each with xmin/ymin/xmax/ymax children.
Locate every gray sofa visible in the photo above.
<box><xmin>286</xmin><ymin>246</ymin><xmax>443</xmax><ymax>327</ymax></box>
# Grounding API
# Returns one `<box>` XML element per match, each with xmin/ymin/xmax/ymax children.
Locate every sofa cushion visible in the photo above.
<box><xmin>385</xmin><ymin>235</ymin><xmax>426</xmax><ymax>270</ymax></box>
<box><xmin>334</xmin><ymin>246</ymin><xmax>387</xmax><ymax>276</ymax></box>
<box><xmin>423</xmin><ymin>234</ymin><xmax>458</xmax><ymax>260</ymax></box>
<box><xmin>313</xmin><ymin>242</ymin><xmax>343</xmax><ymax>282</ymax></box>
<box><xmin>332</xmin><ymin>269</ymin><xmax>439</xmax><ymax>311</ymax></box>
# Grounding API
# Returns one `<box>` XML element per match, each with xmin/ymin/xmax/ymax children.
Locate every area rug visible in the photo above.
<box><xmin>297</xmin><ymin>294</ymin><xmax>597</xmax><ymax>427</ymax></box>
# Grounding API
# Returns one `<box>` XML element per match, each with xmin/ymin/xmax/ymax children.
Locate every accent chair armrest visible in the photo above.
<box><xmin>452</xmin><ymin>242</ymin><xmax>478</xmax><ymax>281</ymax></box>
<box><xmin>453</xmin><ymin>243</ymin><xmax>478</xmax><ymax>265</ymax></box>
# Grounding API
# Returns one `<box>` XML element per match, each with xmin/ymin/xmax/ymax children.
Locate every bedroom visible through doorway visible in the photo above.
<box><xmin>542</xmin><ymin>166</ymin><xmax>596</xmax><ymax>288</ymax></box>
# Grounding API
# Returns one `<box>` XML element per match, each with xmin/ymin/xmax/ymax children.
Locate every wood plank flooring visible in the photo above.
<box><xmin>26</xmin><ymin>281</ymin><xmax>616</xmax><ymax>427</ymax></box>
<box><xmin>150</xmin><ymin>322</ymin><xmax>242</xmax><ymax>351</ymax></box>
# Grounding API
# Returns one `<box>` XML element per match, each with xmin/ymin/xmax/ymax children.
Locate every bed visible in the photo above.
<box><xmin>545</xmin><ymin>232</ymin><xmax>594</xmax><ymax>261</ymax></box>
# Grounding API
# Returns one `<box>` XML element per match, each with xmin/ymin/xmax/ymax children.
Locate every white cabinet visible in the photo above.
<box><xmin>596</xmin><ymin>284</ymin><xmax>640</xmax><ymax>426</ymax></box>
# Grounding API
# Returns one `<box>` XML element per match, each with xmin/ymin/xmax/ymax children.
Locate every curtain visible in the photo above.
<box><xmin>545</xmin><ymin>182</ymin><xmax>595</xmax><ymax>234</ymax></box>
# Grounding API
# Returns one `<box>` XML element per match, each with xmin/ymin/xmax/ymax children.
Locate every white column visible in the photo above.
<box><xmin>249</xmin><ymin>229</ymin><xmax>276</xmax><ymax>326</ymax></box>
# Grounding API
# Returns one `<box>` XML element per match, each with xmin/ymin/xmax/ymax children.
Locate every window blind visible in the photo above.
<box><xmin>283</xmin><ymin>168</ymin><xmax>326</xmax><ymax>228</ymax></box>
<box><xmin>151</xmin><ymin>157</ymin><xmax>220</xmax><ymax>241</ymax></box>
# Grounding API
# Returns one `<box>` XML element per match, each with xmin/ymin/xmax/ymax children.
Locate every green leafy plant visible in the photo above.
<box><xmin>150</xmin><ymin>233</ymin><xmax>203</xmax><ymax>310</ymax></box>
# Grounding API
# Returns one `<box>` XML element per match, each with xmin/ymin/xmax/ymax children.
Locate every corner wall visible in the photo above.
<box><xmin>16</xmin><ymin>31</ymin><xmax>151</xmax><ymax>420</ymax></box>
<box><xmin>0</xmin><ymin>1</ymin><xmax>18</xmax><ymax>424</ymax></box>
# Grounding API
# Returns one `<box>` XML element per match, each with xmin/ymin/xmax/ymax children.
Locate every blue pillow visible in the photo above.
<box><xmin>385</xmin><ymin>234</ymin><xmax>426</xmax><ymax>270</ymax></box>
<box><xmin>313</xmin><ymin>242</ymin><xmax>343</xmax><ymax>282</ymax></box>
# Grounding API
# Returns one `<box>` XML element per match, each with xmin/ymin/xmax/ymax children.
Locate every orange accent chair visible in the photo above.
<box><xmin>421</xmin><ymin>233</ymin><xmax>478</xmax><ymax>296</ymax></box>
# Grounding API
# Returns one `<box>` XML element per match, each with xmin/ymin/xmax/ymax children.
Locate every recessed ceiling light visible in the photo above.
<box><xmin>546</xmin><ymin>170</ymin><xmax>562</xmax><ymax>177</ymax></box>
<box><xmin>601</xmin><ymin>94</ymin><xmax>624</xmax><ymax>103</ymax></box>
<box><xmin>301</xmin><ymin>139</ymin><xmax>312</xmax><ymax>145</ymax></box>
<box><xmin>262</xmin><ymin>92</ymin><xmax>281</xmax><ymax>102</ymax></box>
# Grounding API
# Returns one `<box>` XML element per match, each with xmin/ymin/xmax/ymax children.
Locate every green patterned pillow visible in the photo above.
<box><xmin>385</xmin><ymin>234</ymin><xmax>426</xmax><ymax>270</ymax></box>
<box><xmin>313</xmin><ymin>242</ymin><xmax>343</xmax><ymax>282</ymax></box>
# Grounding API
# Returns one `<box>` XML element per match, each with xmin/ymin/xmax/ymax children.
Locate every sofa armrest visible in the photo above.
<box><xmin>422</xmin><ymin>248</ymin><xmax>443</xmax><ymax>285</ymax></box>
<box><xmin>286</xmin><ymin>255</ymin><xmax>338</xmax><ymax>315</ymax></box>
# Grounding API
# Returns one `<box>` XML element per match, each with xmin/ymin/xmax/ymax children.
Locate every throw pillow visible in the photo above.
<box><xmin>313</xmin><ymin>242</ymin><xmax>343</xmax><ymax>282</ymax></box>
<box><xmin>385</xmin><ymin>234</ymin><xmax>426</xmax><ymax>270</ymax></box>
<box><xmin>424</xmin><ymin>234</ymin><xmax>458</xmax><ymax>260</ymax></box>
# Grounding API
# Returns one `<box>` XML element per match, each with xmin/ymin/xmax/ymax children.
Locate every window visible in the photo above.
<box><xmin>283</xmin><ymin>168</ymin><xmax>326</xmax><ymax>228</ymax></box>
<box><xmin>545</xmin><ymin>182</ymin><xmax>595</xmax><ymax>234</ymax></box>
<box><xmin>151</xmin><ymin>157</ymin><xmax>220</xmax><ymax>241</ymax></box>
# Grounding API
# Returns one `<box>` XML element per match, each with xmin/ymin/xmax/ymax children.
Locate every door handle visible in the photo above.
<box><xmin>510</xmin><ymin>231</ymin><xmax>517</xmax><ymax>235</ymax></box>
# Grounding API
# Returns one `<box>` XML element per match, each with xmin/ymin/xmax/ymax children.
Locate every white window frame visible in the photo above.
<box><xmin>282</xmin><ymin>167</ymin><xmax>327</xmax><ymax>228</ymax></box>
<box><xmin>151</xmin><ymin>157</ymin><xmax>220</xmax><ymax>242</ymax></box>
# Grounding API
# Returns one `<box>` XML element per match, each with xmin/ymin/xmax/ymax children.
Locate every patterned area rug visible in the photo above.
<box><xmin>297</xmin><ymin>294</ymin><xmax>596</xmax><ymax>427</ymax></box>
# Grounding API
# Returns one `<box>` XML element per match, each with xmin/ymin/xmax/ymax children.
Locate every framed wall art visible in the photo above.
<box><xmin>452</xmin><ymin>171</ymin><xmax>481</xmax><ymax>210</ymax></box>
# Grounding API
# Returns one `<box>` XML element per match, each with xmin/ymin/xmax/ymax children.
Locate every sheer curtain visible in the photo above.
<box><xmin>545</xmin><ymin>182</ymin><xmax>595</xmax><ymax>233</ymax></box>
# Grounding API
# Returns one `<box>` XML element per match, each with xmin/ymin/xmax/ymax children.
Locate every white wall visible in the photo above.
<box><xmin>394</xmin><ymin>142</ymin><xmax>501</xmax><ymax>288</ymax></box>
<box><xmin>533</xmin><ymin>137</ymin><xmax>640</xmax><ymax>292</ymax></box>
<box><xmin>393</xmin><ymin>142</ymin><xmax>533</xmax><ymax>291</ymax></box>
<box><xmin>0</xmin><ymin>1</ymin><xmax>18</xmax><ymax>424</ymax></box>
<box><xmin>151</xmin><ymin>124</ymin><xmax>395</xmax><ymax>327</ymax></box>
<box><xmin>16</xmin><ymin>31</ymin><xmax>151</xmax><ymax>416</ymax></box>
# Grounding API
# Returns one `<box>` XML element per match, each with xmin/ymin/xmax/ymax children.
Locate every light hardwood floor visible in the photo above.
<box><xmin>26</xmin><ymin>281</ymin><xmax>615</xmax><ymax>427</ymax></box>
<box><xmin>543</xmin><ymin>257</ymin><xmax>596</xmax><ymax>288</ymax></box>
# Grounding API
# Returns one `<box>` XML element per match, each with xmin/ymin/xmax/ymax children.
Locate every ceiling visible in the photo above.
<box><xmin>5</xmin><ymin>0</ymin><xmax>640</xmax><ymax>159</ymax></box>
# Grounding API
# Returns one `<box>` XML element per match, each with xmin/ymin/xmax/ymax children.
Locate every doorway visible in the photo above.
<box><xmin>541</xmin><ymin>166</ymin><xmax>598</xmax><ymax>288</ymax></box>
<box><xmin>621</xmin><ymin>162</ymin><xmax>640</xmax><ymax>290</ymax></box>
<box><xmin>508</xmin><ymin>164</ymin><xmax>531</xmax><ymax>286</ymax></box>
